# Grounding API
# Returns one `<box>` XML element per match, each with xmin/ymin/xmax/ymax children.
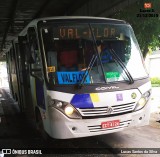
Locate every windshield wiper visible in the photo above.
<box><xmin>78</xmin><ymin>24</ymin><xmax>107</xmax><ymax>88</ymax></box>
<box><xmin>78</xmin><ymin>54</ymin><xmax>97</xmax><ymax>88</ymax></box>
<box><xmin>109</xmin><ymin>48</ymin><xmax>134</xmax><ymax>84</ymax></box>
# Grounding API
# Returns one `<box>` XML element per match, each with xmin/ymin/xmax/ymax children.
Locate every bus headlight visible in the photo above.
<box><xmin>50</xmin><ymin>100</ymin><xmax>82</xmax><ymax>119</ymax></box>
<box><xmin>65</xmin><ymin>105</ymin><xmax>74</xmax><ymax>115</ymax></box>
<box><xmin>135</xmin><ymin>90</ymin><xmax>151</xmax><ymax>111</ymax></box>
<box><xmin>135</xmin><ymin>97</ymin><xmax>146</xmax><ymax>111</ymax></box>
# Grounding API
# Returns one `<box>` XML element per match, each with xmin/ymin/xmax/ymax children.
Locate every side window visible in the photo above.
<box><xmin>28</xmin><ymin>27</ymin><xmax>42</xmax><ymax>78</ymax></box>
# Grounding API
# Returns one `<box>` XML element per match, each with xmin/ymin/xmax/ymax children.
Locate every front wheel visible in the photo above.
<box><xmin>36</xmin><ymin>110</ymin><xmax>51</xmax><ymax>142</ymax></box>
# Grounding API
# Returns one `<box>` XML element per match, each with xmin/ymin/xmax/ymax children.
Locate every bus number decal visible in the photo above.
<box><xmin>47</xmin><ymin>66</ymin><xmax>55</xmax><ymax>73</ymax></box>
<box><xmin>57</xmin><ymin>71</ymin><xmax>90</xmax><ymax>84</ymax></box>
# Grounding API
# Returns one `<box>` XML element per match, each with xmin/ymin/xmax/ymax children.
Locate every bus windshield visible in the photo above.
<box><xmin>40</xmin><ymin>22</ymin><xmax>148</xmax><ymax>85</ymax></box>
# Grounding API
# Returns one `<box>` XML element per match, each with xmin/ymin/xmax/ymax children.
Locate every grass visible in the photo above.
<box><xmin>152</xmin><ymin>84</ymin><xmax>160</xmax><ymax>87</ymax></box>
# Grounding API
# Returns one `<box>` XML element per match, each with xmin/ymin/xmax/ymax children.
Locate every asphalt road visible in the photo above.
<box><xmin>0</xmin><ymin>87</ymin><xmax>160</xmax><ymax>157</ymax></box>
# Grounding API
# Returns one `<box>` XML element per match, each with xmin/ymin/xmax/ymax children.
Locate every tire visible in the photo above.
<box><xmin>36</xmin><ymin>110</ymin><xmax>51</xmax><ymax>142</ymax></box>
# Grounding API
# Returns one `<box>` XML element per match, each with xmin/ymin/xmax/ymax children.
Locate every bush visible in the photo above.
<box><xmin>150</xmin><ymin>77</ymin><xmax>160</xmax><ymax>85</ymax></box>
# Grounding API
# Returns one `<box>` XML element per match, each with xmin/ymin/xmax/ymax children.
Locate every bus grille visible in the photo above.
<box><xmin>77</xmin><ymin>103</ymin><xmax>136</xmax><ymax>117</ymax></box>
<box><xmin>88</xmin><ymin>120</ymin><xmax>132</xmax><ymax>132</ymax></box>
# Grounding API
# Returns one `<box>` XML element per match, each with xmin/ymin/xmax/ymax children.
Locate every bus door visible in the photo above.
<box><xmin>18</xmin><ymin>36</ymin><xmax>31</xmax><ymax>112</ymax></box>
<box><xmin>27</xmin><ymin>27</ymin><xmax>46</xmax><ymax>116</ymax></box>
<box><xmin>13</xmin><ymin>42</ymin><xmax>25</xmax><ymax>112</ymax></box>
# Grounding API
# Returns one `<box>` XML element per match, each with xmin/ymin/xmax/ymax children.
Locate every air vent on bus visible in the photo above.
<box><xmin>77</xmin><ymin>103</ymin><xmax>136</xmax><ymax>117</ymax></box>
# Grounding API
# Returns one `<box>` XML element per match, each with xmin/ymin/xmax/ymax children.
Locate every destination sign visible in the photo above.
<box><xmin>52</xmin><ymin>26</ymin><xmax>118</xmax><ymax>39</ymax></box>
<box><xmin>57</xmin><ymin>71</ymin><xmax>90</xmax><ymax>84</ymax></box>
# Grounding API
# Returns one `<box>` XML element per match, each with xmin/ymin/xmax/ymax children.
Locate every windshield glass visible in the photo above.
<box><xmin>40</xmin><ymin>22</ymin><xmax>148</xmax><ymax>85</ymax></box>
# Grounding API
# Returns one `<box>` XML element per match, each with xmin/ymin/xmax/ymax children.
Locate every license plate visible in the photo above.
<box><xmin>101</xmin><ymin>120</ymin><xmax>120</xmax><ymax>129</ymax></box>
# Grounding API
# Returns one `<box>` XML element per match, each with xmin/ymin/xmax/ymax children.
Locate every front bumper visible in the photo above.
<box><xmin>47</xmin><ymin>100</ymin><xmax>151</xmax><ymax>139</ymax></box>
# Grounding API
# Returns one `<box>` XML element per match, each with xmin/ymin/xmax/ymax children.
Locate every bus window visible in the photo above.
<box><xmin>40</xmin><ymin>23</ymin><xmax>148</xmax><ymax>85</ymax></box>
<box><xmin>28</xmin><ymin>28</ymin><xmax>42</xmax><ymax>79</ymax></box>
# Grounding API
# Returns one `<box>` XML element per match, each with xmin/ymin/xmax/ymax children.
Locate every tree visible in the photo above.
<box><xmin>112</xmin><ymin>0</ymin><xmax>160</xmax><ymax>58</ymax></box>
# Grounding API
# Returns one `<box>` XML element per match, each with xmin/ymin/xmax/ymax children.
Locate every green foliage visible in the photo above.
<box><xmin>112</xmin><ymin>0</ymin><xmax>160</xmax><ymax>58</ymax></box>
<box><xmin>151</xmin><ymin>77</ymin><xmax>160</xmax><ymax>86</ymax></box>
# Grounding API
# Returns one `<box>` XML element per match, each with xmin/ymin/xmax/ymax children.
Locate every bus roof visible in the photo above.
<box><xmin>30</xmin><ymin>16</ymin><xmax>126</xmax><ymax>23</ymax></box>
<box><xmin>19</xmin><ymin>16</ymin><xmax>127</xmax><ymax>36</ymax></box>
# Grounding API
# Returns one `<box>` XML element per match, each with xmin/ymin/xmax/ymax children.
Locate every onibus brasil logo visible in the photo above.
<box><xmin>0</xmin><ymin>149</ymin><xmax>42</xmax><ymax>155</ymax></box>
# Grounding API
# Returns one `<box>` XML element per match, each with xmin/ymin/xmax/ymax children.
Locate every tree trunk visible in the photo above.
<box><xmin>142</xmin><ymin>46</ymin><xmax>149</xmax><ymax>59</ymax></box>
